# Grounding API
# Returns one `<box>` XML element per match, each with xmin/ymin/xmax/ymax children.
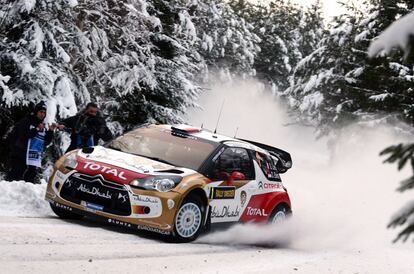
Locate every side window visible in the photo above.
<box><xmin>254</xmin><ymin>151</ymin><xmax>281</xmax><ymax>181</ymax></box>
<box><xmin>210</xmin><ymin>147</ymin><xmax>255</xmax><ymax>180</ymax></box>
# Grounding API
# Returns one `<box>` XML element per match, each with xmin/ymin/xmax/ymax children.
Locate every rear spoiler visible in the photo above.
<box><xmin>238</xmin><ymin>139</ymin><xmax>292</xmax><ymax>173</ymax></box>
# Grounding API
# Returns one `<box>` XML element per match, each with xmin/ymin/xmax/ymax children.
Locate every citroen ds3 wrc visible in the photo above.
<box><xmin>45</xmin><ymin>124</ymin><xmax>293</xmax><ymax>242</ymax></box>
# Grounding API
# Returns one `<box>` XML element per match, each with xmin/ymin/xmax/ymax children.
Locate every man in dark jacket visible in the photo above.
<box><xmin>6</xmin><ymin>101</ymin><xmax>56</xmax><ymax>183</ymax></box>
<box><xmin>60</xmin><ymin>102</ymin><xmax>113</xmax><ymax>153</ymax></box>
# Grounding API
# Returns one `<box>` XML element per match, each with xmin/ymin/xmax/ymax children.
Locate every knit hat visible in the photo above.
<box><xmin>33</xmin><ymin>101</ymin><xmax>47</xmax><ymax>113</ymax></box>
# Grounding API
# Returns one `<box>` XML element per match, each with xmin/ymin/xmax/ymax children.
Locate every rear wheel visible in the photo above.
<box><xmin>269</xmin><ymin>204</ymin><xmax>290</xmax><ymax>224</ymax></box>
<box><xmin>50</xmin><ymin>203</ymin><xmax>83</xmax><ymax>220</ymax></box>
<box><xmin>172</xmin><ymin>196</ymin><xmax>205</xmax><ymax>242</ymax></box>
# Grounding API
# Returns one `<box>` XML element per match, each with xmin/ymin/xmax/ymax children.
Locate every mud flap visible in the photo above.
<box><xmin>203</xmin><ymin>205</ymin><xmax>211</xmax><ymax>233</ymax></box>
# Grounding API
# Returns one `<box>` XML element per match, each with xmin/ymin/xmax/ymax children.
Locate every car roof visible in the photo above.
<box><xmin>153</xmin><ymin>124</ymin><xmax>269</xmax><ymax>154</ymax></box>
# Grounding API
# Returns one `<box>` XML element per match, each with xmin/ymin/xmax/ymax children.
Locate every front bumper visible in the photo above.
<box><xmin>46</xmin><ymin>170</ymin><xmax>183</xmax><ymax>235</ymax></box>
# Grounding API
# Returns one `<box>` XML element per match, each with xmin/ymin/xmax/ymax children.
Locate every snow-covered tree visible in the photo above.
<box><xmin>285</xmin><ymin>0</ymin><xmax>414</xmax><ymax>134</ymax></box>
<box><xmin>0</xmin><ymin>0</ymin><xmax>206</xmax><ymax>170</ymax></box>
<box><xmin>0</xmin><ymin>0</ymin><xmax>87</xmax><ymax>167</ymax></box>
<box><xmin>369</xmin><ymin>2</ymin><xmax>414</xmax><ymax>242</ymax></box>
<box><xmin>190</xmin><ymin>0</ymin><xmax>261</xmax><ymax>80</ymax></box>
<box><xmin>230</xmin><ymin>0</ymin><xmax>323</xmax><ymax>92</ymax></box>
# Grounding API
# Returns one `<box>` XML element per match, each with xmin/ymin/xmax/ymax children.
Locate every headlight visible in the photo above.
<box><xmin>63</xmin><ymin>152</ymin><xmax>78</xmax><ymax>170</ymax></box>
<box><xmin>130</xmin><ymin>176</ymin><xmax>182</xmax><ymax>192</ymax></box>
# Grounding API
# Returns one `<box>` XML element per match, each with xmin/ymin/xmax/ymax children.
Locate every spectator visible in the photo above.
<box><xmin>60</xmin><ymin>102</ymin><xmax>113</xmax><ymax>153</ymax></box>
<box><xmin>6</xmin><ymin>101</ymin><xmax>57</xmax><ymax>183</ymax></box>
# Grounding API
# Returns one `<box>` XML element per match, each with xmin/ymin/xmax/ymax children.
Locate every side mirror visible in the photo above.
<box><xmin>216</xmin><ymin>171</ymin><xmax>230</xmax><ymax>180</ymax></box>
<box><xmin>230</xmin><ymin>171</ymin><xmax>245</xmax><ymax>181</ymax></box>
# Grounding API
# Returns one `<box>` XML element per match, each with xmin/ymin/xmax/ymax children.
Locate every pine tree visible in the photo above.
<box><xmin>191</xmin><ymin>0</ymin><xmax>261</xmax><ymax>80</ymax></box>
<box><xmin>368</xmin><ymin>0</ymin><xmax>414</xmax><ymax>242</ymax></box>
<box><xmin>285</xmin><ymin>0</ymin><xmax>414</xmax><ymax>134</ymax></box>
<box><xmin>229</xmin><ymin>0</ymin><xmax>319</xmax><ymax>92</ymax></box>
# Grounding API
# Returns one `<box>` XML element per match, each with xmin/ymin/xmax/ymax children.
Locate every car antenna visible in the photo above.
<box><xmin>214</xmin><ymin>99</ymin><xmax>225</xmax><ymax>134</ymax></box>
<box><xmin>234</xmin><ymin>126</ymin><xmax>239</xmax><ymax>138</ymax></box>
<box><xmin>201</xmin><ymin>123</ymin><xmax>204</xmax><ymax>129</ymax></box>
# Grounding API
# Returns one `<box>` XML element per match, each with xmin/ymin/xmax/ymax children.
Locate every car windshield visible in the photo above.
<box><xmin>107</xmin><ymin>126</ymin><xmax>219</xmax><ymax>171</ymax></box>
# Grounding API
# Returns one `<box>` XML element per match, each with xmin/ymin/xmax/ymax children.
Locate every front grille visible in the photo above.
<box><xmin>60</xmin><ymin>173</ymin><xmax>131</xmax><ymax>216</ymax></box>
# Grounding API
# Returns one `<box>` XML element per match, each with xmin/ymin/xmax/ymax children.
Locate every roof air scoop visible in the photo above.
<box><xmin>171</xmin><ymin>124</ymin><xmax>201</xmax><ymax>134</ymax></box>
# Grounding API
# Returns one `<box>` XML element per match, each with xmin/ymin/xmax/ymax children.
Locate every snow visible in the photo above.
<box><xmin>65</xmin><ymin>0</ymin><xmax>78</xmax><ymax>8</ymax></box>
<box><xmin>299</xmin><ymin>91</ymin><xmax>324</xmax><ymax>112</ymax></box>
<box><xmin>0</xmin><ymin>73</ymin><xmax>13</xmax><ymax>106</ymax></box>
<box><xmin>19</xmin><ymin>0</ymin><xmax>36</xmax><ymax>13</ymax></box>
<box><xmin>47</xmin><ymin>76</ymin><xmax>78</xmax><ymax>122</ymax></box>
<box><xmin>389</xmin><ymin>62</ymin><xmax>410</xmax><ymax>76</ymax></box>
<box><xmin>368</xmin><ymin>11</ymin><xmax>414</xmax><ymax>58</ymax></box>
<box><xmin>295</xmin><ymin>46</ymin><xmax>325</xmax><ymax>71</ymax></box>
<box><xmin>1</xmin><ymin>81</ymin><xmax>414</xmax><ymax>273</ymax></box>
<box><xmin>370</xmin><ymin>93</ymin><xmax>390</xmax><ymax>102</ymax></box>
<box><xmin>29</xmin><ymin>22</ymin><xmax>45</xmax><ymax>58</ymax></box>
<box><xmin>0</xmin><ymin>181</ymin><xmax>51</xmax><ymax>217</ymax></box>
<box><xmin>354</xmin><ymin>29</ymin><xmax>370</xmax><ymax>43</ymax></box>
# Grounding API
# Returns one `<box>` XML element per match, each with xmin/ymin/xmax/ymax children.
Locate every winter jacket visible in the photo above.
<box><xmin>61</xmin><ymin>113</ymin><xmax>113</xmax><ymax>152</ymax></box>
<box><xmin>7</xmin><ymin>115</ymin><xmax>53</xmax><ymax>160</ymax></box>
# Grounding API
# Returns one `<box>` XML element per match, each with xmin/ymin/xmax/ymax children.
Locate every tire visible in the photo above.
<box><xmin>50</xmin><ymin>202</ymin><xmax>84</xmax><ymax>220</ymax></box>
<box><xmin>269</xmin><ymin>204</ymin><xmax>291</xmax><ymax>224</ymax></box>
<box><xmin>172</xmin><ymin>195</ymin><xmax>205</xmax><ymax>243</ymax></box>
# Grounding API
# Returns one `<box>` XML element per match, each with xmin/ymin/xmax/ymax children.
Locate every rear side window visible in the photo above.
<box><xmin>209</xmin><ymin>147</ymin><xmax>255</xmax><ymax>180</ymax></box>
<box><xmin>253</xmin><ymin>151</ymin><xmax>281</xmax><ymax>181</ymax></box>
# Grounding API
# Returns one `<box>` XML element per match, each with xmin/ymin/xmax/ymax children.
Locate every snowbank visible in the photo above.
<box><xmin>368</xmin><ymin>11</ymin><xmax>414</xmax><ymax>58</ymax></box>
<box><xmin>0</xmin><ymin>180</ymin><xmax>52</xmax><ymax>217</ymax></box>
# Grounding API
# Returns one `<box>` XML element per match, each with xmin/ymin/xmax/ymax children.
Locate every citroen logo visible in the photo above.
<box><xmin>118</xmin><ymin>193</ymin><xmax>128</xmax><ymax>203</ymax></box>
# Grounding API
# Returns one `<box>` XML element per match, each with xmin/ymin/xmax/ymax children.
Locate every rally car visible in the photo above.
<box><xmin>45</xmin><ymin>124</ymin><xmax>293</xmax><ymax>242</ymax></box>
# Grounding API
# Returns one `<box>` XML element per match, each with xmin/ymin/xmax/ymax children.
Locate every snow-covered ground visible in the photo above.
<box><xmin>1</xmin><ymin>80</ymin><xmax>414</xmax><ymax>273</ymax></box>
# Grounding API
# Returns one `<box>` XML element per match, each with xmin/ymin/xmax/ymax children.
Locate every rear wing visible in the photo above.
<box><xmin>238</xmin><ymin>139</ymin><xmax>292</xmax><ymax>173</ymax></box>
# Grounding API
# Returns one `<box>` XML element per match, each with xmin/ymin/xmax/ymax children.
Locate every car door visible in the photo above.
<box><xmin>206</xmin><ymin>146</ymin><xmax>256</xmax><ymax>223</ymax></box>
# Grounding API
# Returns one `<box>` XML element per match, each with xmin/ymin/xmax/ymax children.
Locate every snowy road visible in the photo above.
<box><xmin>1</xmin><ymin>167</ymin><xmax>414</xmax><ymax>274</ymax></box>
<box><xmin>1</xmin><ymin>214</ymin><xmax>413</xmax><ymax>274</ymax></box>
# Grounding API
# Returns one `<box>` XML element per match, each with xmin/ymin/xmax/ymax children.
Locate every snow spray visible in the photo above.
<box><xmin>187</xmin><ymin>79</ymin><xmax>412</xmax><ymax>250</ymax></box>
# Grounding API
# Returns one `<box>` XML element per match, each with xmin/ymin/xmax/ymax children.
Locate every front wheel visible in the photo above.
<box><xmin>172</xmin><ymin>196</ymin><xmax>205</xmax><ymax>243</ymax></box>
<box><xmin>269</xmin><ymin>204</ymin><xmax>291</xmax><ymax>224</ymax></box>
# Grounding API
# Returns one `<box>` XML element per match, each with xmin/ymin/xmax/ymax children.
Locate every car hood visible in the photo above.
<box><xmin>73</xmin><ymin>146</ymin><xmax>196</xmax><ymax>184</ymax></box>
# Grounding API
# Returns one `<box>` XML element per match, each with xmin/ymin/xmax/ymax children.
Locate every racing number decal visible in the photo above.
<box><xmin>209</xmin><ymin>186</ymin><xmax>236</xmax><ymax>199</ymax></box>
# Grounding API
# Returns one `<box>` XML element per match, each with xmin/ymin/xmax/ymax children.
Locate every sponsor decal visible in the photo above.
<box><xmin>240</xmin><ymin>191</ymin><xmax>247</xmax><ymax>207</ymax></box>
<box><xmin>118</xmin><ymin>193</ymin><xmax>128</xmax><ymax>203</ymax></box>
<box><xmin>137</xmin><ymin>225</ymin><xmax>171</xmax><ymax>235</ymax></box>
<box><xmin>83</xmin><ymin>161</ymin><xmax>127</xmax><ymax>180</ymax></box>
<box><xmin>108</xmin><ymin>218</ymin><xmax>132</xmax><ymax>228</ymax></box>
<box><xmin>53</xmin><ymin>202</ymin><xmax>73</xmax><ymax>211</ymax></box>
<box><xmin>81</xmin><ymin>201</ymin><xmax>104</xmax><ymax>211</ymax></box>
<box><xmin>211</xmin><ymin>205</ymin><xmax>240</xmax><ymax>218</ymax></box>
<box><xmin>246</xmin><ymin>207</ymin><xmax>268</xmax><ymax>217</ymax></box>
<box><xmin>133</xmin><ymin>195</ymin><xmax>159</xmax><ymax>204</ymax></box>
<box><xmin>56</xmin><ymin>171</ymin><xmax>65</xmax><ymax>180</ymax></box>
<box><xmin>77</xmin><ymin>183</ymin><xmax>112</xmax><ymax>200</ymax></box>
<box><xmin>263</xmin><ymin>182</ymin><xmax>282</xmax><ymax>190</ymax></box>
<box><xmin>209</xmin><ymin>186</ymin><xmax>236</xmax><ymax>199</ymax></box>
<box><xmin>258</xmin><ymin>181</ymin><xmax>282</xmax><ymax>190</ymax></box>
